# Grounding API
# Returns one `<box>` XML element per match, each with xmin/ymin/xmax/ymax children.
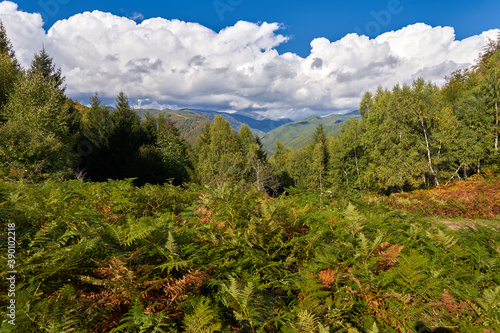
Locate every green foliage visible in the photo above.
<box><xmin>0</xmin><ymin>52</ymin><xmax>19</xmax><ymax>116</ymax></box>
<box><xmin>182</xmin><ymin>297</ymin><xmax>221</xmax><ymax>333</ymax></box>
<box><xmin>29</xmin><ymin>46</ymin><xmax>65</xmax><ymax>94</ymax></box>
<box><xmin>0</xmin><ymin>177</ymin><xmax>499</xmax><ymax>332</ymax></box>
<box><xmin>1</xmin><ymin>18</ymin><xmax>500</xmax><ymax>333</ymax></box>
<box><xmin>0</xmin><ymin>71</ymin><xmax>73</xmax><ymax>174</ymax></box>
<box><xmin>261</xmin><ymin>113</ymin><xmax>358</xmax><ymax>155</ymax></box>
<box><xmin>156</xmin><ymin>117</ymin><xmax>193</xmax><ymax>185</ymax></box>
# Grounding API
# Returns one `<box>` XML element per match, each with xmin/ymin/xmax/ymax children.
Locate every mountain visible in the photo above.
<box><xmin>260</xmin><ymin>111</ymin><xmax>361</xmax><ymax>154</ymax></box>
<box><xmin>133</xmin><ymin>107</ymin><xmax>360</xmax><ymax>154</ymax></box>
<box><xmin>134</xmin><ymin>108</ymin><xmax>293</xmax><ymax>145</ymax></box>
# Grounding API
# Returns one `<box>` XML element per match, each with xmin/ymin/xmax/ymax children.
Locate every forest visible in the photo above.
<box><xmin>0</xmin><ymin>19</ymin><xmax>499</xmax><ymax>332</ymax></box>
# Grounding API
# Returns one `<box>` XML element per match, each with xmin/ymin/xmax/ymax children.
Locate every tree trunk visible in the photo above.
<box><xmin>420</xmin><ymin>117</ymin><xmax>439</xmax><ymax>186</ymax></box>
<box><xmin>354</xmin><ymin>149</ymin><xmax>360</xmax><ymax>179</ymax></box>
<box><xmin>495</xmin><ymin>100</ymin><xmax>498</xmax><ymax>151</ymax></box>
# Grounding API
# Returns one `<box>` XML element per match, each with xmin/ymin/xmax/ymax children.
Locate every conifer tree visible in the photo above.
<box><xmin>0</xmin><ymin>21</ymin><xmax>17</xmax><ymax>62</ymax></box>
<box><xmin>156</xmin><ymin>117</ymin><xmax>193</xmax><ymax>185</ymax></box>
<box><xmin>0</xmin><ymin>20</ymin><xmax>19</xmax><ymax>119</ymax></box>
<box><xmin>29</xmin><ymin>46</ymin><xmax>65</xmax><ymax>94</ymax></box>
<box><xmin>0</xmin><ymin>72</ymin><xmax>73</xmax><ymax>172</ymax></box>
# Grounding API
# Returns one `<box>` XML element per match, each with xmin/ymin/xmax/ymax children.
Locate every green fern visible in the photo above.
<box><xmin>471</xmin><ymin>286</ymin><xmax>500</xmax><ymax>324</ymax></box>
<box><xmin>183</xmin><ymin>297</ymin><xmax>221</xmax><ymax>333</ymax></box>
<box><xmin>221</xmin><ymin>276</ymin><xmax>260</xmax><ymax>331</ymax></box>
<box><xmin>111</xmin><ymin>304</ymin><xmax>173</xmax><ymax>333</ymax></box>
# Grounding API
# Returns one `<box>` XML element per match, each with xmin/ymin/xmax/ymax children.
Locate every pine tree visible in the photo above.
<box><xmin>156</xmin><ymin>118</ymin><xmax>193</xmax><ymax>185</ymax></box>
<box><xmin>0</xmin><ymin>20</ymin><xmax>17</xmax><ymax>61</ymax></box>
<box><xmin>0</xmin><ymin>20</ymin><xmax>20</xmax><ymax>119</ymax></box>
<box><xmin>0</xmin><ymin>72</ymin><xmax>73</xmax><ymax>172</ymax></box>
<box><xmin>29</xmin><ymin>46</ymin><xmax>65</xmax><ymax>94</ymax></box>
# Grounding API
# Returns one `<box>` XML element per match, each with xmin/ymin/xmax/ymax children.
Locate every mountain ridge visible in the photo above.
<box><xmin>132</xmin><ymin>108</ymin><xmax>360</xmax><ymax>154</ymax></box>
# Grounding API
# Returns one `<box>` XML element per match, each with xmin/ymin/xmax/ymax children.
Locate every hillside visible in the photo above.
<box><xmin>133</xmin><ymin>108</ymin><xmax>360</xmax><ymax>153</ymax></box>
<box><xmin>260</xmin><ymin>111</ymin><xmax>361</xmax><ymax>154</ymax></box>
<box><xmin>134</xmin><ymin>108</ymin><xmax>292</xmax><ymax>145</ymax></box>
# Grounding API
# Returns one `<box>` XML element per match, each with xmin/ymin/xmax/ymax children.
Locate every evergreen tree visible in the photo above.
<box><xmin>156</xmin><ymin>118</ymin><xmax>193</xmax><ymax>185</ymax></box>
<box><xmin>0</xmin><ymin>20</ymin><xmax>17</xmax><ymax>62</ymax></box>
<box><xmin>29</xmin><ymin>46</ymin><xmax>65</xmax><ymax>94</ymax></box>
<box><xmin>77</xmin><ymin>93</ymin><xmax>114</xmax><ymax>181</ymax></box>
<box><xmin>0</xmin><ymin>72</ymin><xmax>73</xmax><ymax>173</ymax></box>
<box><xmin>0</xmin><ymin>21</ymin><xmax>19</xmax><ymax>119</ymax></box>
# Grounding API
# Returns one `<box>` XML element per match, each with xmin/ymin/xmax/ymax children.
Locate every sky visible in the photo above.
<box><xmin>1</xmin><ymin>0</ymin><xmax>500</xmax><ymax>119</ymax></box>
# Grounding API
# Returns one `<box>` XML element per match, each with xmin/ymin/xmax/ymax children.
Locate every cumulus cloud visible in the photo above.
<box><xmin>0</xmin><ymin>1</ymin><xmax>498</xmax><ymax>119</ymax></box>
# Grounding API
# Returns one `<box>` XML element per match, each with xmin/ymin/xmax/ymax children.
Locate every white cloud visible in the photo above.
<box><xmin>0</xmin><ymin>1</ymin><xmax>498</xmax><ymax>120</ymax></box>
<box><xmin>129</xmin><ymin>12</ymin><xmax>144</xmax><ymax>22</ymax></box>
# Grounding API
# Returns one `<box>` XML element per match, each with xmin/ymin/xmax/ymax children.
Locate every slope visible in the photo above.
<box><xmin>261</xmin><ymin>111</ymin><xmax>361</xmax><ymax>154</ymax></box>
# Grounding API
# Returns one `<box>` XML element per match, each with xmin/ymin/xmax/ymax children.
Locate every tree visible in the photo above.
<box><xmin>359</xmin><ymin>91</ymin><xmax>373</xmax><ymax>119</ymax></box>
<box><xmin>238</xmin><ymin>125</ymin><xmax>273</xmax><ymax>191</ymax></box>
<box><xmin>451</xmin><ymin>89</ymin><xmax>490</xmax><ymax>176</ymax></box>
<box><xmin>329</xmin><ymin>118</ymin><xmax>366</xmax><ymax>190</ymax></box>
<box><xmin>156</xmin><ymin>118</ymin><xmax>193</xmax><ymax>185</ymax></box>
<box><xmin>0</xmin><ymin>52</ymin><xmax>18</xmax><ymax>120</ymax></box>
<box><xmin>309</xmin><ymin>124</ymin><xmax>329</xmax><ymax>192</ymax></box>
<box><xmin>0</xmin><ymin>20</ymin><xmax>17</xmax><ymax>62</ymax></box>
<box><xmin>29</xmin><ymin>46</ymin><xmax>65</xmax><ymax>94</ymax></box>
<box><xmin>195</xmin><ymin>116</ymin><xmax>245</xmax><ymax>187</ymax></box>
<box><xmin>0</xmin><ymin>21</ymin><xmax>20</xmax><ymax>118</ymax></box>
<box><xmin>482</xmin><ymin>52</ymin><xmax>500</xmax><ymax>152</ymax></box>
<box><xmin>0</xmin><ymin>72</ymin><xmax>73</xmax><ymax>173</ymax></box>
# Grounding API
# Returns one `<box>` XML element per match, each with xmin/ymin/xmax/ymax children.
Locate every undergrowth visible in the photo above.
<box><xmin>0</xmin><ymin>178</ymin><xmax>499</xmax><ymax>332</ymax></box>
<box><xmin>385</xmin><ymin>174</ymin><xmax>500</xmax><ymax>220</ymax></box>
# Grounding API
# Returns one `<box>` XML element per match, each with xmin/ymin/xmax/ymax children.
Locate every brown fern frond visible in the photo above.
<box><xmin>141</xmin><ymin>268</ymin><xmax>212</xmax><ymax>312</ymax></box>
<box><xmin>373</xmin><ymin>242</ymin><xmax>405</xmax><ymax>271</ymax></box>
<box><xmin>96</xmin><ymin>257</ymin><xmax>134</xmax><ymax>281</ymax></box>
<box><xmin>318</xmin><ymin>268</ymin><xmax>338</xmax><ymax>288</ymax></box>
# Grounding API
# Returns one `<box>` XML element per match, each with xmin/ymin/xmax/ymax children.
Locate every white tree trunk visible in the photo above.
<box><xmin>495</xmin><ymin>100</ymin><xmax>498</xmax><ymax>151</ymax></box>
<box><xmin>420</xmin><ymin>117</ymin><xmax>439</xmax><ymax>186</ymax></box>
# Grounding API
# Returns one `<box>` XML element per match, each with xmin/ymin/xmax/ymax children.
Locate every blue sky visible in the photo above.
<box><xmin>2</xmin><ymin>0</ymin><xmax>500</xmax><ymax>119</ymax></box>
<box><xmin>14</xmin><ymin>0</ymin><xmax>500</xmax><ymax>57</ymax></box>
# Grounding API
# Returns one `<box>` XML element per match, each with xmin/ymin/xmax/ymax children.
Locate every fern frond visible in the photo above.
<box><xmin>475</xmin><ymin>286</ymin><xmax>500</xmax><ymax>314</ymax></box>
<box><xmin>183</xmin><ymin>297</ymin><xmax>221</xmax><ymax>333</ymax></box>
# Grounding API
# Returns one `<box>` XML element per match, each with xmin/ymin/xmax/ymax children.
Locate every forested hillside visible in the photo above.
<box><xmin>133</xmin><ymin>108</ymin><xmax>291</xmax><ymax>146</ymax></box>
<box><xmin>0</xmin><ymin>20</ymin><xmax>499</xmax><ymax>332</ymax></box>
<box><xmin>260</xmin><ymin>112</ymin><xmax>360</xmax><ymax>154</ymax></box>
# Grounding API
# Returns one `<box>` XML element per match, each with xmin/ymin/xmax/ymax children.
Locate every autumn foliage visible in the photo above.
<box><xmin>387</xmin><ymin>174</ymin><xmax>500</xmax><ymax>219</ymax></box>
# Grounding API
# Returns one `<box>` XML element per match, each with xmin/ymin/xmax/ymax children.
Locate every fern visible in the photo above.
<box><xmin>472</xmin><ymin>286</ymin><xmax>500</xmax><ymax>323</ymax></box>
<box><xmin>111</xmin><ymin>304</ymin><xmax>173</xmax><ymax>333</ymax></box>
<box><xmin>344</xmin><ymin>203</ymin><xmax>365</xmax><ymax>236</ymax></box>
<box><xmin>183</xmin><ymin>297</ymin><xmax>221</xmax><ymax>333</ymax></box>
<box><xmin>296</xmin><ymin>309</ymin><xmax>318</xmax><ymax>332</ymax></box>
<box><xmin>221</xmin><ymin>276</ymin><xmax>261</xmax><ymax>331</ymax></box>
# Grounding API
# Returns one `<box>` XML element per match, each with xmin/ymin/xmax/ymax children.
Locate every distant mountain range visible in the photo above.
<box><xmin>134</xmin><ymin>108</ymin><xmax>360</xmax><ymax>154</ymax></box>
<box><xmin>259</xmin><ymin>112</ymin><xmax>360</xmax><ymax>154</ymax></box>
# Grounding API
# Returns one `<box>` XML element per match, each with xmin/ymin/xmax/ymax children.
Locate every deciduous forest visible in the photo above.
<box><xmin>0</xmin><ymin>20</ymin><xmax>499</xmax><ymax>332</ymax></box>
